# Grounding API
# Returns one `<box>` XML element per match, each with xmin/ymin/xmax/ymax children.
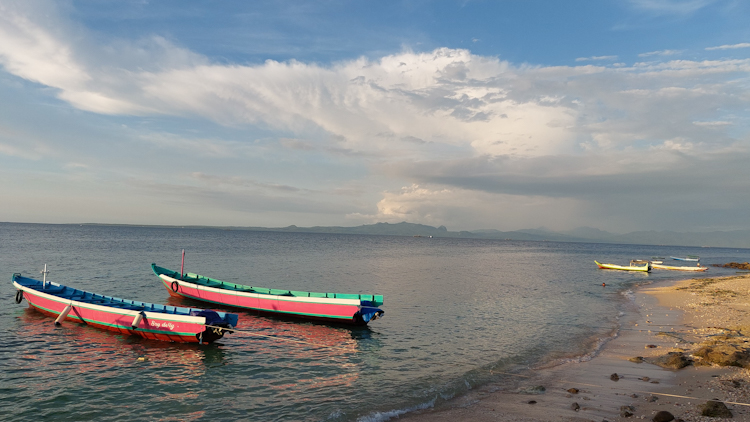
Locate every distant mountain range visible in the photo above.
<box><xmin>223</xmin><ymin>222</ymin><xmax>750</xmax><ymax>249</ymax></box>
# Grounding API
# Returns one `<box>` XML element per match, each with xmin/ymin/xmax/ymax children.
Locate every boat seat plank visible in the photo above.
<box><xmin>39</xmin><ymin>287</ymin><xmax>66</xmax><ymax>294</ymax></box>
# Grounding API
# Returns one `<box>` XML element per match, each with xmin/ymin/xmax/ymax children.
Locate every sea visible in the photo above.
<box><xmin>1</xmin><ymin>222</ymin><xmax>747</xmax><ymax>422</ymax></box>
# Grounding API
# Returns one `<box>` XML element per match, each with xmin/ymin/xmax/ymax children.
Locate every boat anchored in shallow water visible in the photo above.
<box><xmin>152</xmin><ymin>263</ymin><xmax>384</xmax><ymax>326</ymax></box>
<box><xmin>670</xmin><ymin>255</ymin><xmax>700</xmax><ymax>262</ymax></box>
<box><xmin>652</xmin><ymin>263</ymin><xmax>708</xmax><ymax>272</ymax></box>
<box><xmin>595</xmin><ymin>260</ymin><xmax>652</xmax><ymax>272</ymax></box>
<box><xmin>12</xmin><ymin>267</ymin><xmax>238</xmax><ymax>344</ymax></box>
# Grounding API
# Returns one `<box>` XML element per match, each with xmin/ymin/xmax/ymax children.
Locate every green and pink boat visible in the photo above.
<box><xmin>151</xmin><ymin>263</ymin><xmax>384</xmax><ymax>326</ymax></box>
<box><xmin>13</xmin><ymin>271</ymin><xmax>238</xmax><ymax>344</ymax></box>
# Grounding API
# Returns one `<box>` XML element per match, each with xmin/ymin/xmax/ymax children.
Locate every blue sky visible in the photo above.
<box><xmin>1</xmin><ymin>0</ymin><xmax>749</xmax><ymax>233</ymax></box>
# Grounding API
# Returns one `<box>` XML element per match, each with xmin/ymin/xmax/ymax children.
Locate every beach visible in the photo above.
<box><xmin>404</xmin><ymin>272</ymin><xmax>750</xmax><ymax>421</ymax></box>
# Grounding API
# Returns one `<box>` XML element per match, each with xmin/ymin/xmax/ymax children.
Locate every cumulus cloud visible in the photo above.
<box><xmin>1</xmin><ymin>1</ymin><xmax>750</xmax><ymax>231</ymax></box>
<box><xmin>2</xmin><ymin>3</ymin><xmax>747</xmax><ymax>162</ymax></box>
<box><xmin>354</xmin><ymin>183</ymin><xmax>586</xmax><ymax>230</ymax></box>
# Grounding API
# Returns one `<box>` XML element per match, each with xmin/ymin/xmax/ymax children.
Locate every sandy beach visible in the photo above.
<box><xmin>404</xmin><ymin>271</ymin><xmax>750</xmax><ymax>421</ymax></box>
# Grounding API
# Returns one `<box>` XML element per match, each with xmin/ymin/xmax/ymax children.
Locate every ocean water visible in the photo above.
<box><xmin>1</xmin><ymin>222</ymin><xmax>747</xmax><ymax>421</ymax></box>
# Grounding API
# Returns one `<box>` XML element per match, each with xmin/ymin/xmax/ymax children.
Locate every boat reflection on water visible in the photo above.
<box><xmin>167</xmin><ymin>296</ymin><xmax>376</xmax><ymax>392</ymax></box>
<box><xmin>13</xmin><ymin>295</ymin><xmax>380</xmax><ymax>411</ymax></box>
<box><xmin>164</xmin><ymin>295</ymin><xmax>371</xmax><ymax>355</ymax></box>
<box><xmin>15</xmin><ymin>308</ymin><xmax>224</xmax><ymax>385</ymax></box>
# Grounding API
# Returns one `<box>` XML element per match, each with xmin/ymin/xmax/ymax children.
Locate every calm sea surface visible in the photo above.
<box><xmin>1</xmin><ymin>223</ymin><xmax>747</xmax><ymax>421</ymax></box>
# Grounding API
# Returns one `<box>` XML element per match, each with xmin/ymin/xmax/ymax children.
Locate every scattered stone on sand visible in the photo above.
<box><xmin>620</xmin><ymin>405</ymin><xmax>635</xmax><ymax>417</ymax></box>
<box><xmin>648</xmin><ymin>395</ymin><xmax>658</xmax><ymax>402</ymax></box>
<box><xmin>570</xmin><ymin>402</ymin><xmax>580</xmax><ymax>411</ymax></box>
<box><xmin>699</xmin><ymin>400</ymin><xmax>733</xmax><ymax>418</ymax></box>
<box><xmin>566</xmin><ymin>388</ymin><xmax>579</xmax><ymax>394</ymax></box>
<box><xmin>652</xmin><ymin>410</ymin><xmax>675</xmax><ymax>422</ymax></box>
<box><xmin>646</xmin><ymin>352</ymin><xmax>692</xmax><ymax>369</ymax></box>
<box><xmin>629</xmin><ymin>356</ymin><xmax>645</xmax><ymax>363</ymax></box>
<box><xmin>527</xmin><ymin>400</ymin><xmax>536</xmax><ymax>405</ymax></box>
<box><xmin>610</xmin><ymin>373</ymin><xmax>620</xmax><ymax>381</ymax></box>
<box><xmin>640</xmin><ymin>376</ymin><xmax>651</xmax><ymax>382</ymax></box>
<box><xmin>646</xmin><ymin>344</ymin><xmax>658</xmax><ymax>348</ymax></box>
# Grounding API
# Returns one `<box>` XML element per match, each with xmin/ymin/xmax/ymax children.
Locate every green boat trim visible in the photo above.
<box><xmin>152</xmin><ymin>264</ymin><xmax>384</xmax><ymax>307</ymax></box>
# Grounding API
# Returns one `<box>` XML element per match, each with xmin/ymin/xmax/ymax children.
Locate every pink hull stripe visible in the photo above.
<box><xmin>21</xmin><ymin>288</ymin><xmax>205</xmax><ymax>341</ymax></box>
<box><xmin>161</xmin><ymin>277</ymin><xmax>360</xmax><ymax>320</ymax></box>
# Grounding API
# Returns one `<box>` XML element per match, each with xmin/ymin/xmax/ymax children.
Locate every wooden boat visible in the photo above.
<box><xmin>152</xmin><ymin>264</ymin><xmax>384</xmax><ymax>326</ymax></box>
<box><xmin>652</xmin><ymin>264</ymin><xmax>708</xmax><ymax>272</ymax></box>
<box><xmin>595</xmin><ymin>260</ymin><xmax>651</xmax><ymax>272</ymax></box>
<box><xmin>670</xmin><ymin>256</ymin><xmax>700</xmax><ymax>262</ymax></box>
<box><xmin>13</xmin><ymin>271</ymin><xmax>238</xmax><ymax>344</ymax></box>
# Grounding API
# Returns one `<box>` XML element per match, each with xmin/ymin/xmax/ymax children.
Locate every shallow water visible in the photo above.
<box><xmin>0</xmin><ymin>223</ymin><xmax>746</xmax><ymax>421</ymax></box>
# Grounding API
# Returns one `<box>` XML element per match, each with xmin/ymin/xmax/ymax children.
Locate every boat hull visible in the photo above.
<box><xmin>13</xmin><ymin>274</ymin><xmax>237</xmax><ymax>344</ymax></box>
<box><xmin>652</xmin><ymin>264</ymin><xmax>708</xmax><ymax>272</ymax></box>
<box><xmin>594</xmin><ymin>261</ymin><xmax>651</xmax><ymax>272</ymax></box>
<box><xmin>153</xmin><ymin>265</ymin><xmax>383</xmax><ymax>326</ymax></box>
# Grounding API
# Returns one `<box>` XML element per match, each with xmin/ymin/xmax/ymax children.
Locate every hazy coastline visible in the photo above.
<box><xmin>3</xmin><ymin>221</ymin><xmax>750</xmax><ymax>249</ymax></box>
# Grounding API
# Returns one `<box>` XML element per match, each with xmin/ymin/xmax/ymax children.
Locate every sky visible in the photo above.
<box><xmin>1</xmin><ymin>0</ymin><xmax>749</xmax><ymax>233</ymax></box>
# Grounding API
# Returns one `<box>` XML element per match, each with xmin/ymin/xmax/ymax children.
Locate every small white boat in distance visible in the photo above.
<box><xmin>671</xmin><ymin>255</ymin><xmax>700</xmax><ymax>262</ymax></box>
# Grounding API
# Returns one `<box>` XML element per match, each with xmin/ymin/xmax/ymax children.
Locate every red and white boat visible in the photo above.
<box><xmin>13</xmin><ymin>269</ymin><xmax>238</xmax><ymax>344</ymax></box>
<box><xmin>152</xmin><ymin>263</ymin><xmax>384</xmax><ymax>326</ymax></box>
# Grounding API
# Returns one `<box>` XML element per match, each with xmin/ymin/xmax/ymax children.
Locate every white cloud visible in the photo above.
<box><xmin>2</xmin><ymin>5</ymin><xmax>747</xmax><ymax>163</ymax></box>
<box><xmin>575</xmin><ymin>55</ymin><xmax>618</xmax><ymax>62</ymax></box>
<box><xmin>358</xmin><ymin>184</ymin><xmax>585</xmax><ymax>231</ymax></box>
<box><xmin>692</xmin><ymin>120</ymin><xmax>731</xmax><ymax>127</ymax></box>
<box><xmin>706</xmin><ymin>43</ymin><xmax>750</xmax><ymax>50</ymax></box>
<box><xmin>638</xmin><ymin>49</ymin><xmax>682</xmax><ymax>57</ymax></box>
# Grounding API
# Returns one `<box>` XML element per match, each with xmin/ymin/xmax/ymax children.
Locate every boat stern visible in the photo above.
<box><xmin>189</xmin><ymin>309</ymin><xmax>237</xmax><ymax>343</ymax></box>
<box><xmin>354</xmin><ymin>306</ymin><xmax>384</xmax><ymax>325</ymax></box>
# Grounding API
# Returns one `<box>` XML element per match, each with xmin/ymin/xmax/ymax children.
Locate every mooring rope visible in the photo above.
<box><xmin>205</xmin><ymin>324</ymin><xmax>356</xmax><ymax>352</ymax></box>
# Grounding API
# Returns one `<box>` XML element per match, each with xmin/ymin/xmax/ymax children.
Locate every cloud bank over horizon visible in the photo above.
<box><xmin>1</xmin><ymin>0</ymin><xmax>749</xmax><ymax>233</ymax></box>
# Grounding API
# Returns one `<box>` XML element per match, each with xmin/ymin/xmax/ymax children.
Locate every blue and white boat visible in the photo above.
<box><xmin>670</xmin><ymin>255</ymin><xmax>700</xmax><ymax>262</ymax></box>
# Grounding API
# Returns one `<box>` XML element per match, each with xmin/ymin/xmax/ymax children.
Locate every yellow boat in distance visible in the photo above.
<box><xmin>652</xmin><ymin>263</ymin><xmax>708</xmax><ymax>272</ymax></box>
<box><xmin>595</xmin><ymin>260</ymin><xmax>652</xmax><ymax>272</ymax></box>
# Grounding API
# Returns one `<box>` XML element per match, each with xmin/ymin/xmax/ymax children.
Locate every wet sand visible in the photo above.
<box><xmin>403</xmin><ymin>273</ymin><xmax>750</xmax><ymax>421</ymax></box>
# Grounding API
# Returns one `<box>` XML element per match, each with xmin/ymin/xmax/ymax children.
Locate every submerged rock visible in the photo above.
<box><xmin>713</xmin><ymin>262</ymin><xmax>750</xmax><ymax>270</ymax></box>
<box><xmin>610</xmin><ymin>373</ymin><xmax>620</xmax><ymax>381</ymax></box>
<box><xmin>517</xmin><ymin>385</ymin><xmax>546</xmax><ymax>394</ymax></box>
<box><xmin>571</xmin><ymin>402</ymin><xmax>580</xmax><ymax>411</ymax></box>
<box><xmin>699</xmin><ymin>400</ymin><xmax>733</xmax><ymax>418</ymax></box>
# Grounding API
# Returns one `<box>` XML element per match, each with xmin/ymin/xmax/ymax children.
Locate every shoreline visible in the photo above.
<box><xmin>401</xmin><ymin>274</ymin><xmax>750</xmax><ymax>421</ymax></box>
